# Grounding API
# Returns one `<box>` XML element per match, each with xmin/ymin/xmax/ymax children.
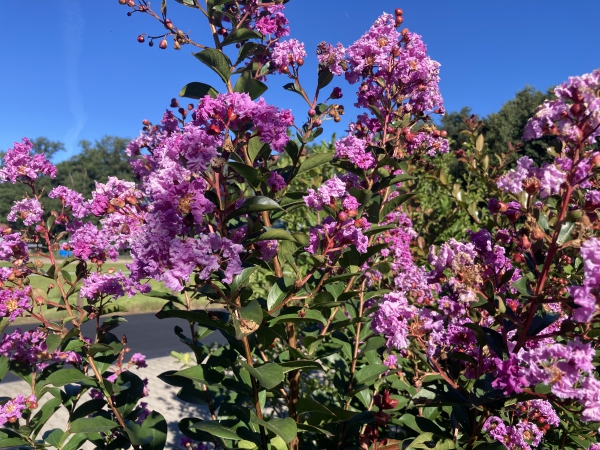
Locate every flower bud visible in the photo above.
<box><xmin>297</xmin><ymin>310</ymin><xmax>306</xmax><ymax>318</ymax></box>
<box><xmin>395</xmin><ymin>8</ymin><xmax>404</xmax><ymax>15</ymax></box>
<box><xmin>170</xmin><ymin>98</ymin><xmax>179</xmax><ymax>108</ymax></box>
<box><xmin>308</xmin><ymin>109</ymin><xmax>316</xmax><ymax>117</ymax></box>
<box><xmin>395</xmin><ymin>16</ymin><xmax>404</xmax><ymax>27</ymax></box>
<box><xmin>331</xmin><ymin>87</ymin><xmax>343</xmax><ymax>99</ymax></box>
<box><xmin>347</xmin><ymin>210</ymin><xmax>358</xmax><ymax>218</ymax></box>
<box><xmin>159</xmin><ymin>39</ymin><xmax>168</xmax><ymax>49</ymax></box>
<box><xmin>532</xmin><ymin>227</ymin><xmax>545</xmax><ymax>241</ymax></box>
<box><xmin>119</xmin><ymin>0</ymin><xmax>127</xmax><ymax>4</ymax></box>
<box><xmin>165</xmin><ymin>19</ymin><xmax>174</xmax><ymax>29</ymax></box>
<box><xmin>314</xmin><ymin>119</ymin><xmax>322</xmax><ymax>126</ymax></box>
<box><xmin>218</xmin><ymin>27</ymin><xmax>227</xmax><ymax>35</ymax></box>
<box><xmin>296</xmin><ymin>58</ymin><xmax>304</xmax><ymax>66</ymax></box>
<box><xmin>591</xmin><ymin>153</ymin><xmax>600</xmax><ymax>168</ymax></box>
<box><xmin>354</xmin><ymin>218</ymin><xmax>367</xmax><ymax>229</ymax></box>
<box><xmin>109</xmin><ymin>198</ymin><xmax>126</xmax><ymax>208</ymax></box>
<box><xmin>337</xmin><ymin>211</ymin><xmax>348</xmax><ymax>221</ymax></box>
<box><xmin>513</xmin><ymin>253</ymin><xmax>525</xmax><ymax>263</ymax></box>
<box><xmin>148</xmin><ymin>40</ymin><xmax>154</xmax><ymax>47</ymax></box>
<box><xmin>137</xmin><ymin>34</ymin><xmax>145</xmax><ymax>43</ymax></box>
<box><xmin>519</xmin><ymin>235</ymin><xmax>531</xmax><ymax>250</ymax></box>
<box><xmin>281</xmin><ymin>66</ymin><xmax>290</xmax><ymax>74</ymax></box>
<box><xmin>523</xmin><ymin>177</ymin><xmax>541</xmax><ymax>194</ymax></box>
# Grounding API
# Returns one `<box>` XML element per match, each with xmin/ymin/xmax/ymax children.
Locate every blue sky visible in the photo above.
<box><xmin>1</xmin><ymin>1</ymin><xmax>599</xmax><ymax>160</ymax></box>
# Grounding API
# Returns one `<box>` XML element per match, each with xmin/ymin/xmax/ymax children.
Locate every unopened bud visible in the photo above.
<box><xmin>395</xmin><ymin>8</ymin><xmax>404</xmax><ymax>15</ymax></box>
<box><xmin>519</xmin><ymin>235</ymin><xmax>531</xmax><ymax>250</ymax></box>
<box><xmin>591</xmin><ymin>153</ymin><xmax>600</xmax><ymax>168</ymax></box>
<box><xmin>137</xmin><ymin>34</ymin><xmax>145</xmax><ymax>43</ymax></box>
<box><xmin>513</xmin><ymin>253</ymin><xmax>525</xmax><ymax>263</ymax></box>
<box><xmin>170</xmin><ymin>98</ymin><xmax>179</xmax><ymax>108</ymax></box>
<box><xmin>308</xmin><ymin>109</ymin><xmax>316</xmax><ymax>117</ymax></box>
<box><xmin>281</xmin><ymin>66</ymin><xmax>290</xmax><ymax>74</ymax></box>
<box><xmin>337</xmin><ymin>211</ymin><xmax>348</xmax><ymax>221</ymax></box>
<box><xmin>35</xmin><ymin>296</ymin><xmax>44</xmax><ymax>306</ymax></box>
<box><xmin>165</xmin><ymin>19</ymin><xmax>174</xmax><ymax>29</ymax></box>
<box><xmin>109</xmin><ymin>198</ymin><xmax>126</xmax><ymax>208</ymax></box>
<box><xmin>523</xmin><ymin>177</ymin><xmax>541</xmax><ymax>194</ymax></box>
<box><xmin>159</xmin><ymin>39</ymin><xmax>168</xmax><ymax>49</ymax></box>
<box><xmin>297</xmin><ymin>310</ymin><xmax>306</xmax><ymax>318</ymax></box>
<box><xmin>532</xmin><ymin>227</ymin><xmax>545</xmax><ymax>241</ymax></box>
<box><xmin>347</xmin><ymin>210</ymin><xmax>358</xmax><ymax>218</ymax></box>
<box><xmin>296</xmin><ymin>58</ymin><xmax>304</xmax><ymax>66</ymax></box>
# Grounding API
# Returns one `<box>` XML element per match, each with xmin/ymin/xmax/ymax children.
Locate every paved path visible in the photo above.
<box><xmin>1</xmin><ymin>313</ymin><xmax>229</xmax><ymax>448</ymax></box>
<box><xmin>0</xmin><ymin>356</ymin><xmax>212</xmax><ymax>449</ymax></box>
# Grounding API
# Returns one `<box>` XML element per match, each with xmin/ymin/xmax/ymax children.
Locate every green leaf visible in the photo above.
<box><xmin>248</xmin><ymin>136</ymin><xmax>268</xmax><ymax>162</ymax></box>
<box><xmin>115</xmin><ymin>371</ymin><xmax>146</xmax><ymax>417</ymax></box>
<box><xmin>269</xmin><ymin>309</ymin><xmax>327</xmax><ymax>326</ymax></box>
<box><xmin>255</xmin><ymin>229</ymin><xmax>298</xmax><ymax>243</ymax></box>
<box><xmin>61</xmin><ymin>433</ymin><xmax>90</xmax><ymax>450</ymax></box>
<box><xmin>229</xmin><ymin>266</ymin><xmax>259</xmax><ymax>294</ymax></box>
<box><xmin>233</xmin><ymin>71</ymin><xmax>268</xmax><ymax>100</ymax></box>
<box><xmin>30</xmin><ymin>397</ymin><xmax>62</xmax><ymax>437</ymax></box>
<box><xmin>354</xmin><ymin>364</ymin><xmax>388</xmax><ymax>386</ymax></box>
<box><xmin>180</xmin><ymin>82</ymin><xmax>219</xmax><ymax>99</ymax></box>
<box><xmin>228</xmin><ymin>161</ymin><xmax>264</xmax><ymax>189</ymax></box>
<box><xmin>44</xmin><ymin>428</ymin><xmax>65</xmax><ymax>447</ymax></box>
<box><xmin>174</xmin><ymin>365</ymin><xmax>225</xmax><ymax>385</ymax></box>
<box><xmin>296</xmin><ymin>153</ymin><xmax>334</xmax><ymax>177</ymax></box>
<box><xmin>70</xmin><ymin>416</ymin><xmax>119</xmax><ymax>433</ymax></box>
<box><xmin>380</xmin><ymin>193</ymin><xmax>414</xmax><ymax>221</ymax></box>
<box><xmin>0</xmin><ymin>437</ymin><xmax>31</xmax><ymax>448</ymax></box>
<box><xmin>278</xmin><ymin>360</ymin><xmax>323</xmax><ymax>373</ymax></box>
<box><xmin>250</xmin><ymin>416</ymin><xmax>297</xmax><ymax>443</ymax></box>
<box><xmin>140</xmin><ymin>411</ymin><xmax>168</xmax><ymax>450</ymax></box>
<box><xmin>372</xmin><ymin>174</ymin><xmax>415</xmax><ymax>192</ymax></box>
<box><xmin>240</xmin><ymin>361</ymin><xmax>284</xmax><ymax>389</ymax></box>
<box><xmin>512</xmin><ymin>277</ymin><xmax>532</xmax><ymax>296</ymax></box>
<box><xmin>194</xmin><ymin>48</ymin><xmax>232</xmax><ymax>84</ymax></box>
<box><xmin>227</xmin><ymin>196</ymin><xmax>283</xmax><ymax>220</ymax></box>
<box><xmin>174</xmin><ymin>0</ymin><xmax>198</xmax><ymax>7</ymax></box>
<box><xmin>46</xmin><ymin>369</ymin><xmax>98</xmax><ymax>387</ymax></box>
<box><xmin>317</xmin><ymin>70</ymin><xmax>334</xmax><ymax>89</ymax></box>
<box><xmin>234</xmin><ymin>299</ymin><xmax>263</xmax><ymax>339</ymax></box>
<box><xmin>283</xmin><ymin>82</ymin><xmax>304</xmax><ymax>97</ymax></box>
<box><xmin>191</xmin><ymin>420</ymin><xmax>242</xmax><ymax>440</ymax></box>
<box><xmin>557</xmin><ymin>221</ymin><xmax>575</xmax><ymax>245</ymax></box>
<box><xmin>0</xmin><ymin>355</ymin><xmax>9</xmax><ymax>380</ymax></box>
<box><xmin>222</xmin><ymin>28</ymin><xmax>263</xmax><ymax>46</ymax></box>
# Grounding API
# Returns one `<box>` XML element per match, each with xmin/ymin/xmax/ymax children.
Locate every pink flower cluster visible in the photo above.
<box><xmin>524</xmin><ymin>68</ymin><xmax>600</xmax><ymax>144</ymax></box>
<box><xmin>569</xmin><ymin>238</ymin><xmax>600</xmax><ymax>322</ymax></box>
<box><xmin>0</xmin><ymin>138</ymin><xmax>56</xmax><ymax>184</ymax></box>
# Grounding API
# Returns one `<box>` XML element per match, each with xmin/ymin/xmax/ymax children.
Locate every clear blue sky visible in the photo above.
<box><xmin>1</xmin><ymin>1</ymin><xmax>599</xmax><ymax>160</ymax></box>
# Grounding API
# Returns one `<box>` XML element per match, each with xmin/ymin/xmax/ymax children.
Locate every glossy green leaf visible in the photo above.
<box><xmin>46</xmin><ymin>369</ymin><xmax>98</xmax><ymax>387</ymax></box>
<box><xmin>191</xmin><ymin>420</ymin><xmax>242</xmax><ymax>440</ymax></box>
<box><xmin>180</xmin><ymin>82</ymin><xmax>218</xmax><ymax>99</ymax></box>
<box><xmin>0</xmin><ymin>355</ymin><xmax>9</xmax><ymax>380</ymax></box>
<box><xmin>278</xmin><ymin>360</ymin><xmax>323</xmax><ymax>373</ymax></box>
<box><xmin>70</xmin><ymin>416</ymin><xmax>119</xmax><ymax>433</ymax></box>
<box><xmin>194</xmin><ymin>48</ymin><xmax>232</xmax><ymax>84</ymax></box>
<box><xmin>255</xmin><ymin>229</ymin><xmax>298</xmax><ymax>243</ymax></box>
<box><xmin>354</xmin><ymin>364</ymin><xmax>388</xmax><ymax>386</ymax></box>
<box><xmin>174</xmin><ymin>364</ymin><xmax>225</xmax><ymax>385</ymax></box>
<box><xmin>228</xmin><ymin>161</ymin><xmax>264</xmax><ymax>188</ymax></box>
<box><xmin>227</xmin><ymin>196</ymin><xmax>283</xmax><ymax>220</ymax></box>
<box><xmin>222</xmin><ymin>28</ymin><xmax>263</xmax><ymax>46</ymax></box>
<box><xmin>234</xmin><ymin>71</ymin><xmax>268</xmax><ymax>100</ymax></box>
<box><xmin>250</xmin><ymin>416</ymin><xmax>297</xmax><ymax>443</ymax></box>
<box><xmin>296</xmin><ymin>152</ymin><xmax>334</xmax><ymax>176</ymax></box>
<box><xmin>140</xmin><ymin>411</ymin><xmax>168</xmax><ymax>450</ymax></box>
<box><xmin>30</xmin><ymin>397</ymin><xmax>62</xmax><ymax>437</ymax></box>
<box><xmin>269</xmin><ymin>309</ymin><xmax>327</xmax><ymax>326</ymax></box>
<box><xmin>240</xmin><ymin>361</ymin><xmax>284</xmax><ymax>389</ymax></box>
<box><xmin>379</xmin><ymin>193</ymin><xmax>414</xmax><ymax>221</ymax></box>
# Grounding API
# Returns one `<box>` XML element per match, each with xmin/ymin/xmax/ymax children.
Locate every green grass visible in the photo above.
<box><xmin>4</xmin><ymin>258</ymin><xmax>210</xmax><ymax>324</ymax></box>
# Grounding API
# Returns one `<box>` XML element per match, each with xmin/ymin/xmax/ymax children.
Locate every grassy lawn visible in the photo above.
<box><xmin>3</xmin><ymin>258</ymin><xmax>211</xmax><ymax>324</ymax></box>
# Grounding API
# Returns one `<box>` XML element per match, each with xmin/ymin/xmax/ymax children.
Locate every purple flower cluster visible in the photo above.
<box><xmin>317</xmin><ymin>42</ymin><xmax>346</xmax><ymax>76</ymax></box>
<box><xmin>0</xmin><ymin>138</ymin><xmax>56</xmax><ymax>184</ymax></box>
<box><xmin>524</xmin><ymin>68</ymin><xmax>600</xmax><ymax>145</ymax></box>
<box><xmin>344</xmin><ymin>13</ymin><xmax>445</xmax><ymax>131</ymax></box>
<box><xmin>49</xmin><ymin>185</ymin><xmax>90</xmax><ymax>218</ymax></box>
<box><xmin>271</xmin><ymin>39</ymin><xmax>306</xmax><ymax>70</ymax></box>
<box><xmin>267</xmin><ymin>172</ymin><xmax>286</xmax><ymax>192</ymax></box>
<box><xmin>0</xmin><ymin>287</ymin><xmax>31</xmax><ymax>322</ymax></box>
<box><xmin>193</xmin><ymin>92</ymin><xmax>293</xmax><ymax>152</ymax></box>
<box><xmin>496</xmin><ymin>156</ymin><xmax>565</xmax><ymax>198</ymax></box>
<box><xmin>0</xmin><ymin>231</ymin><xmax>28</xmax><ymax>261</ymax></box>
<box><xmin>7</xmin><ymin>198</ymin><xmax>44</xmax><ymax>227</ymax></box>
<box><xmin>0</xmin><ymin>328</ymin><xmax>80</xmax><ymax>370</ymax></box>
<box><xmin>569</xmin><ymin>237</ymin><xmax>600</xmax><ymax>322</ymax></box>
<box><xmin>0</xmin><ymin>395</ymin><xmax>28</xmax><ymax>426</ymax></box>
<box><xmin>334</xmin><ymin>135</ymin><xmax>375</xmax><ymax>169</ymax></box>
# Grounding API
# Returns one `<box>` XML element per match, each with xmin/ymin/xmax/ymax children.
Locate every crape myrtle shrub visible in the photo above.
<box><xmin>1</xmin><ymin>1</ymin><xmax>600</xmax><ymax>449</ymax></box>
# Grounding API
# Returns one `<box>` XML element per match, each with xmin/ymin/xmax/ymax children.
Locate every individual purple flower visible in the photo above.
<box><xmin>0</xmin><ymin>232</ymin><xmax>28</xmax><ymax>262</ymax></box>
<box><xmin>257</xmin><ymin>240</ymin><xmax>278</xmax><ymax>261</ymax></box>
<box><xmin>48</xmin><ymin>186</ymin><xmax>90</xmax><ymax>218</ymax></box>
<box><xmin>334</xmin><ymin>135</ymin><xmax>375</xmax><ymax>170</ymax></box>
<box><xmin>330</xmin><ymin>87</ymin><xmax>343</xmax><ymax>99</ymax></box>
<box><xmin>317</xmin><ymin>42</ymin><xmax>346</xmax><ymax>76</ymax></box>
<box><xmin>0</xmin><ymin>138</ymin><xmax>56</xmax><ymax>184</ymax></box>
<box><xmin>539</xmin><ymin>164</ymin><xmax>565</xmax><ymax>197</ymax></box>
<box><xmin>7</xmin><ymin>198</ymin><xmax>43</xmax><ymax>227</ymax></box>
<box><xmin>372</xmin><ymin>292</ymin><xmax>416</xmax><ymax>349</ymax></box>
<box><xmin>570</xmin><ymin>238</ymin><xmax>600</xmax><ymax>322</ymax></box>
<box><xmin>130</xmin><ymin>353</ymin><xmax>148</xmax><ymax>369</ymax></box>
<box><xmin>0</xmin><ymin>395</ymin><xmax>27</xmax><ymax>426</ymax></box>
<box><xmin>383</xmin><ymin>354</ymin><xmax>398</xmax><ymax>368</ymax></box>
<box><xmin>585</xmin><ymin>190</ymin><xmax>600</xmax><ymax>210</ymax></box>
<box><xmin>0</xmin><ymin>288</ymin><xmax>31</xmax><ymax>322</ymax></box>
<box><xmin>80</xmin><ymin>272</ymin><xmax>126</xmax><ymax>301</ymax></box>
<box><xmin>405</xmin><ymin>132</ymin><xmax>449</xmax><ymax>157</ymax></box>
<box><xmin>304</xmin><ymin>177</ymin><xmax>348</xmax><ymax>210</ymax></box>
<box><xmin>267</xmin><ymin>172</ymin><xmax>286</xmax><ymax>192</ymax></box>
<box><xmin>497</xmin><ymin>156</ymin><xmax>535</xmax><ymax>194</ymax></box>
<box><xmin>271</xmin><ymin>39</ymin><xmax>306</xmax><ymax>69</ymax></box>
